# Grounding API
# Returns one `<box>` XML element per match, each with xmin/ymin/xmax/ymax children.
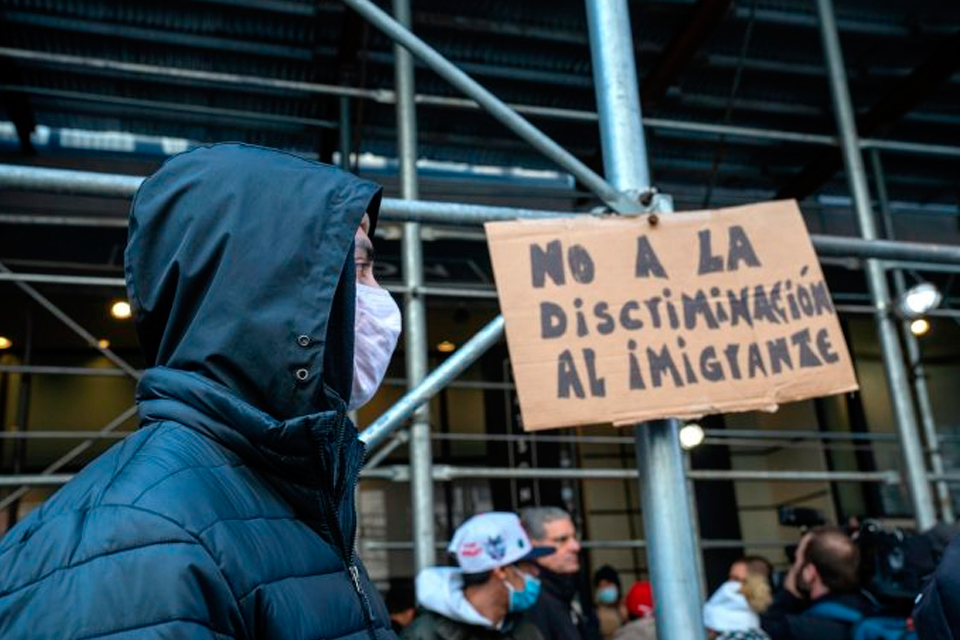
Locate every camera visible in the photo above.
<box><xmin>778</xmin><ymin>506</ymin><xmax>826</xmax><ymax>529</ymax></box>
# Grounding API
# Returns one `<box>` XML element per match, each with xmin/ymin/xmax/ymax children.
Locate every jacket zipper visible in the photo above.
<box><xmin>316</xmin><ymin>408</ymin><xmax>379</xmax><ymax>639</ymax></box>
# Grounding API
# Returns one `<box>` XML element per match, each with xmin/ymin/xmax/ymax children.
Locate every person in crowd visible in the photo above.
<box><xmin>727</xmin><ymin>556</ymin><xmax>774</xmax><ymax>617</ymax></box>
<box><xmin>403</xmin><ymin>512</ymin><xmax>553</xmax><ymax>640</ymax></box>
<box><xmin>760</xmin><ymin>526</ymin><xmax>877</xmax><ymax>640</ymax></box>
<box><xmin>386</xmin><ymin>580</ymin><xmax>418</xmax><ymax>635</ymax></box>
<box><xmin>0</xmin><ymin>144</ymin><xmax>399</xmax><ymax>639</ymax></box>
<box><xmin>613</xmin><ymin>581</ymin><xmax>657</xmax><ymax>640</ymax></box>
<box><xmin>730</xmin><ymin>556</ymin><xmax>775</xmax><ymax>585</ymax></box>
<box><xmin>593</xmin><ymin>565</ymin><xmax>625</xmax><ymax>639</ymax></box>
<box><xmin>704</xmin><ymin>579</ymin><xmax>771</xmax><ymax>640</ymax></box>
<box><xmin>520</xmin><ymin>506</ymin><xmax>601</xmax><ymax>640</ymax></box>
<box><xmin>913</xmin><ymin>530</ymin><xmax>960</xmax><ymax>639</ymax></box>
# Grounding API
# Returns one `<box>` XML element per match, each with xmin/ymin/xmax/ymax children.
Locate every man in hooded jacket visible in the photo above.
<box><xmin>0</xmin><ymin>143</ymin><xmax>400</xmax><ymax>640</ymax></box>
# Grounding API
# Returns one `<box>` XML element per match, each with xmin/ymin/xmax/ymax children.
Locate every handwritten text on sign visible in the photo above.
<box><xmin>485</xmin><ymin>200</ymin><xmax>859</xmax><ymax>431</ymax></box>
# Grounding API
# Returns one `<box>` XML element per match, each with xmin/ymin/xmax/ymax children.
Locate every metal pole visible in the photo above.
<box><xmin>815</xmin><ymin>0</ymin><xmax>937</xmax><ymax>529</ymax></box>
<box><xmin>361</xmin><ymin>316</ymin><xmax>504</xmax><ymax>450</ymax></box>
<box><xmin>393</xmin><ymin>0</ymin><xmax>435</xmax><ymax>572</ymax></box>
<box><xmin>870</xmin><ymin>149</ymin><xmax>954</xmax><ymax>522</ymax></box>
<box><xmin>340</xmin><ymin>0</ymin><xmax>641</xmax><ymax>214</ymax></box>
<box><xmin>584</xmin><ymin>1</ymin><xmax>704</xmax><ymax>638</ymax></box>
<box><xmin>339</xmin><ymin>96</ymin><xmax>352</xmax><ymax>172</ymax></box>
<box><xmin>0</xmin><ymin>474</ymin><xmax>74</xmax><ymax>487</ymax></box>
<box><xmin>684</xmin><ymin>451</ymin><xmax>708</xmax><ymax>600</ymax></box>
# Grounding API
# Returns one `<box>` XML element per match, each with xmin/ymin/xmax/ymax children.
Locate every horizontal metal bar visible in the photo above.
<box><xmin>0</xmin><ymin>272</ymin><xmax>126</xmax><ymax>287</ymax></box>
<box><xmin>644</xmin><ymin>117</ymin><xmax>835</xmax><ymax>146</ymax></box>
<box><xmin>0</xmin><ymin>467</ymin><xmax>918</xmax><ymax>487</ymax></box>
<box><xmin>928</xmin><ymin>474</ymin><xmax>960</xmax><ymax>484</ymax></box>
<box><xmin>686</xmin><ymin>469</ymin><xmax>900</xmax><ymax>483</ymax></box>
<box><xmin>836</xmin><ymin>304</ymin><xmax>960</xmax><ymax>319</ymax></box>
<box><xmin>811</xmin><ymin>236</ymin><xmax>960</xmax><ymax>265</ymax></box>
<box><xmin>3</xmin><ymin>166</ymin><xmax>960</xmax><ymax>266</ymax></box>
<box><xmin>359</xmin><ymin>538</ymin><xmax>794</xmax><ymax>551</ymax></box>
<box><xmin>360</xmin><ymin>464</ymin><xmax>901</xmax><ymax>484</ymax></box>
<box><xmin>428</xmin><ymin>429</ymin><xmax>901</xmax><ymax>444</ymax></box>
<box><xmin>0</xmin><ymin>431</ymin><xmax>133</xmax><ymax>439</ymax></box>
<box><xmin>0</xmin><ymin>47</ymin><xmax>380</xmax><ymax>100</ymax></box>
<box><xmin>716</xmin><ymin>428</ymin><xmax>898</xmax><ymax>441</ymax></box>
<box><xmin>2</xmin><ymin>47</ymin><xmax>959</xmax><ymax>158</ymax></box>
<box><xmin>0</xmin><ymin>85</ymin><xmax>338</xmax><ymax>131</ymax></box>
<box><xmin>0</xmin><ymin>213</ymin><xmax>128</xmax><ymax>227</ymax></box>
<box><xmin>0</xmin><ymin>365</ymin><xmax>135</xmax><ymax>377</ymax></box>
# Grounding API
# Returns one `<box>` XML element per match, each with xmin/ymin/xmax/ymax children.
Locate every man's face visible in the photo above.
<box><xmin>533</xmin><ymin>517</ymin><xmax>581</xmax><ymax>574</ymax></box>
<box><xmin>355</xmin><ymin>213</ymin><xmax>379</xmax><ymax>288</ymax></box>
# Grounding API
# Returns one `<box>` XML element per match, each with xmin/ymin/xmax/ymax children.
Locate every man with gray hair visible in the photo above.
<box><xmin>520</xmin><ymin>507</ymin><xmax>600</xmax><ymax>640</ymax></box>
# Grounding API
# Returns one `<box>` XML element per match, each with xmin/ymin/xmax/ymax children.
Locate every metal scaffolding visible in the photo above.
<box><xmin>0</xmin><ymin>0</ymin><xmax>957</xmax><ymax>637</ymax></box>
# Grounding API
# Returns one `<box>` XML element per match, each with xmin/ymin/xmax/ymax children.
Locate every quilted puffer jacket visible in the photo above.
<box><xmin>913</xmin><ymin>533</ymin><xmax>960</xmax><ymax>640</ymax></box>
<box><xmin>0</xmin><ymin>143</ymin><xmax>395</xmax><ymax>640</ymax></box>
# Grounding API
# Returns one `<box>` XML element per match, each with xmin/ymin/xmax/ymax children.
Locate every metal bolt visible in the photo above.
<box><xmin>639</xmin><ymin>188</ymin><xmax>658</xmax><ymax>207</ymax></box>
<box><xmin>295</xmin><ymin>368</ymin><xmax>309</xmax><ymax>381</ymax></box>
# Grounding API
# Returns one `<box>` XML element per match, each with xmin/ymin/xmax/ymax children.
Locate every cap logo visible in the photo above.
<box><xmin>460</xmin><ymin>541</ymin><xmax>483</xmax><ymax>557</ymax></box>
<box><xmin>485</xmin><ymin>535</ymin><xmax>506</xmax><ymax>561</ymax></box>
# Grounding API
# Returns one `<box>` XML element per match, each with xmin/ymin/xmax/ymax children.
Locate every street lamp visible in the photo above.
<box><xmin>679</xmin><ymin>423</ymin><xmax>705</xmax><ymax>450</ymax></box>
<box><xmin>897</xmin><ymin>282</ymin><xmax>941</xmax><ymax>319</ymax></box>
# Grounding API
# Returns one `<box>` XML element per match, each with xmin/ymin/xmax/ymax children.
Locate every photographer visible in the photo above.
<box><xmin>760</xmin><ymin>527</ymin><xmax>877</xmax><ymax>640</ymax></box>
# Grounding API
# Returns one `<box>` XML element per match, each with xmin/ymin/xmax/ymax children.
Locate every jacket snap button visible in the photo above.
<box><xmin>297</xmin><ymin>335</ymin><xmax>310</xmax><ymax>347</ymax></box>
<box><xmin>295</xmin><ymin>368</ymin><xmax>309</xmax><ymax>381</ymax></box>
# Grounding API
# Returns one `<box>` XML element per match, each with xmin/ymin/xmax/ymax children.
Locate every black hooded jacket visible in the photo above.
<box><xmin>0</xmin><ymin>144</ymin><xmax>394</xmax><ymax>640</ymax></box>
<box><xmin>527</xmin><ymin>567</ymin><xmax>601</xmax><ymax>640</ymax></box>
<box><xmin>913</xmin><ymin>533</ymin><xmax>960</xmax><ymax>639</ymax></box>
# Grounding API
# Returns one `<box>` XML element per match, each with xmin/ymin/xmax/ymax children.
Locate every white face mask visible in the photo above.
<box><xmin>349</xmin><ymin>283</ymin><xmax>402</xmax><ymax>410</ymax></box>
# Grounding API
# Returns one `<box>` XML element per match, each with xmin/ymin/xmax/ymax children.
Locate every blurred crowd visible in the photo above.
<box><xmin>384</xmin><ymin>508</ymin><xmax>960</xmax><ymax>640</ymax></box>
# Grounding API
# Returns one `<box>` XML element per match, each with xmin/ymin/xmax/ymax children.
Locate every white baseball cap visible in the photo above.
<box><xmin>448</xmin><ymin>512</ymin><xmax>555</xmax><ymax>574</ymax></box>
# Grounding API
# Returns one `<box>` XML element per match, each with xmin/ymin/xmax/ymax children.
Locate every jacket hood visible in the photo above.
<box><xmin>416</xmin><ymin>567</ymin><xmax>497</xmax><ymax>629</ymax></box>
<box><xmin>125</xmin><ymin>143</ymin><xmax>382</xmax><ymax>420</ymax></box>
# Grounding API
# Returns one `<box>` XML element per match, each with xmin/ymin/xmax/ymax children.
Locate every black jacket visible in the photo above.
<box><xmin>0</xmin><ymin>144</ymin><xmax>393</xmax><ymax>640</ymax></box>
<box><xmin>760</xmin><ymin>589</ymin><xmax>878</xmax><ymax>640</ymax></box>
<box><xmin>527</xmin><ymin>567</ymin><xmax>601</xmax><ymax>640</ymax></box>
<box><xmin>913</xmin><ymin>533</ymin><xmax>960</xmax><ymax>640</ymax></box>
<box><xmin>402</xmin><ymin>610</ymin><xmax>543</xmax><ymax>640</ymax></box>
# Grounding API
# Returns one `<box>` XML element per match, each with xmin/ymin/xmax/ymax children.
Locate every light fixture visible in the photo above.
<box><xmin>0</xmin><ymin>336</ymin><xmax>12</xmax><ymax>350</ymax></box>
<box><xmin>898</xmin><ymin>283</ymin><xmax>941</xmax><ymax>319</ymax></box>
<box><xmin>98</xmin><ymin>339</ymin><xmax>111</xmax><ymax>350</ymax></box>
<box><xmin>679</xmin><ymin>423</ymin><xmax>706</xmax><ymax>450</ymax></box>
<box><xmin>910</xmin><ymin>318</ymin><xmax>930</xmax><ymax>337</ymax></box>
<box><xmin>110</xmin><ymin>300</ymin><xmax>132</xmax><ymax>320</ymax></box>
<box><xmin>437</xmin><ymin>340</ymin><xmax>456</xmax><ymax>353</ymax></box>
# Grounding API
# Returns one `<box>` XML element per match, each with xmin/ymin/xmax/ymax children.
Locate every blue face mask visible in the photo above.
<box><xmin>596</xmin><ymin>586</ymin><xmax>619</xmax><ymax>605</ymax></box>
<box><xmin>505</xmin><ymin>571</ymin><xmax>542</xmax><ymax>613</ymax></box>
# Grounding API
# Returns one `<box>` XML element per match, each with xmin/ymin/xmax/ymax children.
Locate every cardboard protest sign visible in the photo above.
<box><xmin>485</xmin><ymin>200</ymin><xmax>859</xmax><ymax>431</ymax></box>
